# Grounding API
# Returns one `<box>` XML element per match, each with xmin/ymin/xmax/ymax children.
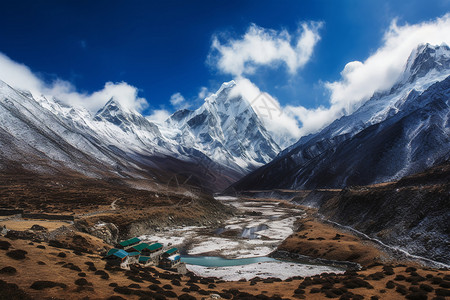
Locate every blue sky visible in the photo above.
<box><xmin>0</xmin><ymin>0</ymin><xmax>449</xmax><ymax>139</ymax></box>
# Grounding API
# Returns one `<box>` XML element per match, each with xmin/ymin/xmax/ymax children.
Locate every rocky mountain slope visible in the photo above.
<box><xmin>231</xmin><ymin>43</ymin><xmax>450</xmax><ymax>191</ymax></box>
<box><xmin>165</xmin><ymin>81</ymin><xmax>280</xmax><ymax>174</ymax></box>
<box><xmin>0</xmin><ymin>79</ymin><xmax>281</xmax><ymax>192</ymax></box>
<box><xmin>293</xmin><ymin>160</ymin><xmax>450</xmax><ymax>264</ymax></box>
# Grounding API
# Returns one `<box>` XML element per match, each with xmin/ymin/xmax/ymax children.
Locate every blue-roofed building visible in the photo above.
<box><xmin>106</xmin><ymin>249</ymin><xmax>129</xmax><ymax>262</ymax></box>
<box><xmin>159</xmin><ymin>253</ymin><xmax>181</xmax><ymax>268</ymax></box>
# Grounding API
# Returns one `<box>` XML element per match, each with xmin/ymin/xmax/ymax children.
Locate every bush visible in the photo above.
<box><xmin>74</xmin><ymin>278</ymin><xmax>89</xmax><ymax>286</ymax></box>
<box><xmin>435</xmin><ymin>289</ymin><xmax>450</xmax><ymax>296</ymax></box>
<box><xmin>1</xmin><ymin>280</ymin><xmax>32</xmax><ymax>299</ymax></box>
<box><xmin>0</xmin><ymin>266</ymin><xmax>17</xmax><ymax>274</ymax></box>
<box><xmin>30</xmin><ymin>281</ymin><xmax>67</xmax><ymax>290</ymax></box>
<box><xmin>178</xmin><ymin>294</ymin><xmax>196</xmax><ymax>300</ymax></box>
<box><xmin>114</xmin><ymin>286</ymin><xmax>133</xmax><ymax>295</ymax></box>
<box><xmin>0</xmin><ymin>240</ymin><xmax>11</xmax><ymax>250</ymax></box>
<box><xmin>6</xmin><ymin>249</ymin><xmax>27</xmax><ymax>260</ymax></box>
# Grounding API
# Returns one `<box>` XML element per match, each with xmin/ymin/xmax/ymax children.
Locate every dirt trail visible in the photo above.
<box><xmin>110</xmin><ymin>199</ymin><xmax>118</xmax><ymax>210</ymax></box>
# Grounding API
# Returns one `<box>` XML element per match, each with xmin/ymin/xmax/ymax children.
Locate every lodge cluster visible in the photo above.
<box><xmin>105</xmin><ymin>237</ymin><xmax>182</xmax><ymax>271</ymax></box>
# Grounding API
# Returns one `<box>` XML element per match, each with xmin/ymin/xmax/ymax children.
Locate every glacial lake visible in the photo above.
<box><xmin>180</xmin><ymin>255</ymin><xmax>276</xmax><ymax>267</ymax></box>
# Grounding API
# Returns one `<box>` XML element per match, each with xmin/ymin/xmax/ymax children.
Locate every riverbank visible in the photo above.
<box><xmin>1</xmin><ymin>195</ymin><xmax>449</xmax><ymax>299</ymax></box>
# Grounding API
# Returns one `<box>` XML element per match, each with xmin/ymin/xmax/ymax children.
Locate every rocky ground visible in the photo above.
<box><xmin>1</xmin><ymin>226</ymin><xmax>450</xmax><ymax>299</ymax></box>
<box><xmin>0</xmin><ymin>170</ymin><xmax>233</xmax><ymax>244</ymax></box>
<box><xmin>1</xmin><ymin>170</ymin><xmax>449</xmax><ymax>299</ymax></box>
<box><xmin>1</xmin><ymin>208</ymin><xmax>450</xmax><ymax>299</ymax></box>
<box><xmin>140</xmin><ymin>197</ymin><xmax>305</xmax><ymax>260</ymax></box>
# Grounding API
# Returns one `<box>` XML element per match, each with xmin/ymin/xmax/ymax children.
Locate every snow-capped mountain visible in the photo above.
<box><xmin>165</xmin><ymin>81</ymin><xmax>281</xmax><ymax>174</ymax></box>
<box><xmin>0</xmin><ymin>78</ymin><xmax>281</xmax><ymax>191</ymax></box>
<box><xmin>0</xmin><ymin>80</ymin><xmax>122</xmax><ymax>177</ymax></box>
<box><xmin>231</xmin><ymin>43</ymin><xmax>450</xmax><ymax>191</ymax></box>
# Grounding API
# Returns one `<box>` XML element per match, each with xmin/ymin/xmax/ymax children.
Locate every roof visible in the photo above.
<box><xmin>112</xmin><ymin>249</ymin><xmax>129</xmax><ymax>259</ymax></box>
<box><xmin>147</xmin><ymin>243</ymin><xmax>163</xmax><ymax>251</ymax></box>
<box><xmin>119</xmin><ymin>237</ymin><xmax>141</xmax><ymax>247</ymax></box>
<box><xmin>131</xmin><ymin>243</ymin><xmax>149</xmax><ymax>252</ymax></box>
<box><xmin>168</xmin><ymin>254</ymin><xmax>180</xmax><ymax>261</ymax></box>
<box><xmin>139</xmin><ymin>256</ymin><xmax>151</xmax><ymax>263</ymax></box>
<box><xmin>165</xmin><ymin>247</ymin><xmax>178</xmax><ymax>255</ymax></box>
<box><xmin>128</xmin><ymin>251</ymin><xmax>140</xmax><ymax>257</ymax></box>
<box><xmin>106</xmin><ymin>248</ymin><xmax>119</xmax><ymax>257</ymax></box>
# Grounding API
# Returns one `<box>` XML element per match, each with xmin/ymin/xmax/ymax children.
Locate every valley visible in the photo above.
<box><xmin>0</xmin><ymin>14</ymin><xmax>449</xmax><ymax>299</ymax></box>
<box><xmin>1</xmin><ymin>184</ymin><xmax>450</xmax><ymax>299</ymax></box>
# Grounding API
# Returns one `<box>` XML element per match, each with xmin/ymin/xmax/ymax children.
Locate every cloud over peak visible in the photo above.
<box><xmin>227</xmin><ymin>14</ymin><xmax>450</xmax><ymax>144</ymax></box>
<box><xmin>325</xmin><ymin>14</ymin><xmax>450</xmax><ymax>112</ymax></box>
<box><xmin>209</xmin><ymin>22</ymin><xmax>322</xmax><ymax>77</ymax></box>
<box><xmin>0</xmin><ymin>52</ymin><xmax>148</xmax><ymax>113</ymax></box>
<box><xmin>288</xmin><ymin>14</ymin><xmax>450</xmax><ymax>138</ymax></box>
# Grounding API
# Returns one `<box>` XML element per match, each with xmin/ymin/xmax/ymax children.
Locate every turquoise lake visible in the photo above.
<box><xmin>180</xmin><ymin>255</ymin><xmax>277</xmax><ymax>267</ymax></box>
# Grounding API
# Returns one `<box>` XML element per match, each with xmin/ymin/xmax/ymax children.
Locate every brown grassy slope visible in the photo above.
<box><xmin>277</xmin><ymin>209</ymin><xmax>389</xmax><ymax>267</ymax></box>
<box><xmin>0</xmin><ymin>168</ymin><xmax>234</xmax><ymax>241</ymax></box>
<box><xmin>1</xmin><ymin>237</ymin><xmax>450</xmax><ymax>300</ymax></box>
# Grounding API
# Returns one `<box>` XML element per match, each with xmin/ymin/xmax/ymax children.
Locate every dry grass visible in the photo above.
<box><xmin>0</xmin><ymin>220</ymin><xmax>70</xmax><ymax>231</ymax></box>
<box><xmin>278</xmin><ymin>210</ymin><xmax>389</xmax><ymax>266</ymax></box>
<box><xmin>1</xmin><ymin>237</ymin><xmax>449</xmax><ymax>299</ymax></box>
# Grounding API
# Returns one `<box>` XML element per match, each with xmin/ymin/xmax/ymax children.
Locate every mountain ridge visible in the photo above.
<box><xmin>0</xmin><ymin>78</ymin><xmax>281</xmax><ymax>192</ymax></box>
<box><xmin>230</xmin><ymin>43</ymin><xmax>450</xmax><ymax>191</ymax></box>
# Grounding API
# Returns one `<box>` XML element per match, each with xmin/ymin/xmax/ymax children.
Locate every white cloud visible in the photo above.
<box><xmin>198</xmin><ymin>86</ymin><xmax>211</xmax><ymax>100</ymax></box>
<box><xmin>170</xmin><ymin>92</ymin><xmax>185</xmax><ymax>106</ymax></box>
<box><xmin>283</xmin><ymin>14</ymin><xmax>450</xmax><ymax>138</ymax></box>
<box><xmin>0</xmin><ymin>52</ymin><xmax>148</xmax><ymax>113</ymax></box>
<box><xmin>228</xmin><ymin>14</ymin><xmax>450</xmax><ymax>145</ymax></box>
<box><xmin>48</xmin><ymin>80</ymin><xmax>147</xmax><ymax>112</ymax></box>
<box><xmin>0</xmin><ymin>52</ymin><xmax>43</xmax><ymax>95</ymax></box>
<box><xmin>169</xmin><ymin>92</ymin><xmax>192</xmax><ymax>109</ymax></box>
<box><xmin>209</xmin><ymin>22</ymin><xmax>322</xmax><ymax>77</ymax></box>
<box><xmin>146</xmin><ymin>109</ymin><xmax>171</xmax><ymax>125</ymax></box>
<box><xmin>324</xmin><ymin>14</ymin><xmax>450</xmax><ymax>119</ymax></box>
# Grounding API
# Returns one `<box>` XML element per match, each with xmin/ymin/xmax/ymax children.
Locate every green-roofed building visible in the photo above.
<box><xmin>127</xmin><ymin>243</ymin><xmax>149</xmax><ymax>253</ymax></box>
<box><xmin>138</xmin><ymin>255</ymin><xmax>155</xmax><ymax>266</ymax></box>
<box><xmin>139</xmin><ymin>256</ymin><xmax>151</xmax><ymax>263</ymax></box>
<box><xmin>162</xmin><ymin>247</ymin><xmax>179</xmax><ymax>258</ymax></box>
<box><xmin>118</xmin><ymin>237</ymin><xmax>141</xmax><ymax>248</ymax></box>
<box><xmin>147</xmin><ymin>243</ymin><xmax>163</xmax><ymax>252</ymax></box>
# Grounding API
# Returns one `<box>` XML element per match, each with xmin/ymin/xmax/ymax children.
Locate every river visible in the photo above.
<box><xmin>140</xmin><ymin>196</ymin><xmax>344</xmax><ymax>280</ymax></box>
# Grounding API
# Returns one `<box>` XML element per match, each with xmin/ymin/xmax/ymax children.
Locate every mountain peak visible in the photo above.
<box><xmin>204</xmin><ymin>80</ymin><xmax>236</xmax><ymax>104</ymax></box>
<box><xmin>95</xmin><ymin>97</ymin><xmax>139</xmax><ymax>119</ymax></box>
<box><xmin>99</xmin><ymin>97</ymin><xmax>128</xmax><ymax>112</ymax></box>
<box><xmin>403</xmin><ymin>43</ymin><xmax>450</xmax><ymax>83</ymax></box>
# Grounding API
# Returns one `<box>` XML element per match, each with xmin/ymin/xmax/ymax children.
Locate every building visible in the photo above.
<box><xmin>162</xmin><ymin>247</ymin><xmax>179</xmax><ymax>258</ymax></box>
<box><xmin>126</xmin><ymin>251</ymin><xmax>140</xmax><ymax>264</ymax></box>
<box><xmin>160</xmin><ymin>254</ymin><xmax>181</xmax><ymax>269</ymax></box>
<box><xmin>118</xmin><ymin>237</ymin><xmax>141</xmax><ymax>249</ymax></box>
<box><xmin>127</xmin><ymin>242</ymin><xmax>149</xmax><ymax>253</ymax></box>
<box><xmin>138</xmin><ymin>256</ymin><xmax>153</xmax><ymax>266</ymax></box>
<box><xmin>144</xmin><ymin>242</ymin><xmax>163</xmax><ymax>256</ymax></box>
<box><xmin>105</xmin><ymin>248</ymin><xmax>129</xmax><ymax>264</ymax></box>
<box><xmin>106</xmin><ymin>241</ymin><xmax>185</xmax><ymax>272</ymax></box>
